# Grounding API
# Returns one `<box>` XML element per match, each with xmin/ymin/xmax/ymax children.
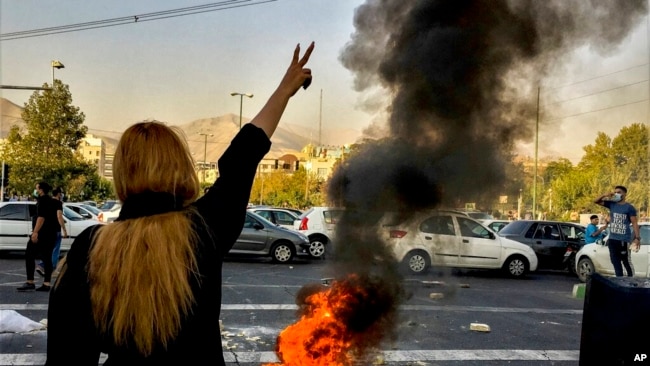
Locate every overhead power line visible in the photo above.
<box><xmin>542</xmin><ymin>79</ymin><xmax>648</xmax><ymax>107</ymax></box>
<box><xmin>544</xmin><ymin>63</ymin><xmax>648</xmax><ymax>91</ymax></box>
<box><xmin>1</xmin><ymin>0</ymin><xmax>276</xmax><ymax>41</ymax></box>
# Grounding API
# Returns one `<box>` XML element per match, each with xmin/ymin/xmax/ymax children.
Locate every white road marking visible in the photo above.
<box><xmin>0</xmin><ymin>350</ymin><xmax>579</xmax><ymax>364</ymax></box>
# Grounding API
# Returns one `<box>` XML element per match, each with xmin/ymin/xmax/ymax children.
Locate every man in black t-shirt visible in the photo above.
<box><xmin>18</xmin><ymin>181</ymin><xmax>59</xmax><ymax>292</ymax></box>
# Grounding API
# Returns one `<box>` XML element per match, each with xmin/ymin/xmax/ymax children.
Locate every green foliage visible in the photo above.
<box><xmin>250</xmin><ymin>168</ymin><xmax>325</xmax><ymax>209</ymax></box>
<box><xmin>542</xmin><ymin>123</ymin><xmax>649</xmax><ymax>218</ymax></box>
<box><xmin>1</xmin><ymin>80</ymin><xmax>94</xmax><ymax>196</ymax></box>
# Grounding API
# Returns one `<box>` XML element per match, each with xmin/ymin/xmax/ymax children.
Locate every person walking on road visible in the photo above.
<box><xmin>17</xmin><ymin>182</ymin><xmax>59</xmax><ymax>292</ymax></box>
<box><xmin>594</xmin><ymin>185</ymin><xmax>640</xmax><ymax>277</ymax></box>
<box><xmin>584</xmin><ymin>214</ymin><xmax>608</xmax><ymax>244</ymax></box>
<box><xmin>45</xmin><ymin>42</ymin><xmax>314</xmax><ymax>366</ymax></box>
<box><xmin>36</xmin><ymin>188</ymin><xmax>67</xmax><ymax>276</ymax></box>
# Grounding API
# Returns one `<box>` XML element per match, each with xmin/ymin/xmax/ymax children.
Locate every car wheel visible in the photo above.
<box><xmin>577</xmin><ymin>257</ymin><xmax>594</xmax><ymax>283</ymax></box>
<box><xmin>271</xmin><ymin>241</ymin><xmax>294</xmax><ymax>263</ymax></box>
<box><xmin>308</xmin><ymin>235</ymin><xmax>328</xmax><ymax>259</ymax></box>
<box><xmin>403</xmin><ymin>250</ymin><xmax>430</xmax><ymax>275</ymax></box>
<box><xmin>504</xmin><ymin>255</ymin><xmax>528</xmax><ymax>278</ymax></box>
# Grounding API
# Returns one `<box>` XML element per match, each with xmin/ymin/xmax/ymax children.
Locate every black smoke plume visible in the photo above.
<box><xmin>274</xmin><ymin>2</ymin><xmax>647</xmax><ymax>363</ymax></box>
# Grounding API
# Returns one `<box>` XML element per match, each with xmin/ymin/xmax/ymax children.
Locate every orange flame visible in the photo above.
<box><xmin>264</xmin><ymin>274</ymin><xmax>400</xmax><ymax>366</ymax></box>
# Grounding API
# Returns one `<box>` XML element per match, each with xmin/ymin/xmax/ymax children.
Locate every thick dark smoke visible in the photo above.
<box><xmin>334</xmin><ymin>0</ymin><xmax>647</xmax><ymax>211</ymax></box>
<box><xmin>273</xmin><ymin>2</ymin><xmax>646</xmax><ymax>363</ymax></box>
<box><xmin>314</xmin><ymin>0</ymin><xmax>645</xmax><ymax>356</ymax></box>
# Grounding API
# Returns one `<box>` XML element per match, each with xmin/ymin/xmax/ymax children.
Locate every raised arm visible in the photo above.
<box><xmin>251</xmin><ymin>42</ymin><xmax>314</xmax><ymax>138</ymax></box>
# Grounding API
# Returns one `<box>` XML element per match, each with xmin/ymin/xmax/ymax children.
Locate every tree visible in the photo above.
<box><xmin>0</xmin><ymin>80</ymin><xmax>92</xmax><ymax>195</ymax></box>
<box><xmin>250</xmin><ymin>168</ymin><xmax>325</xmax><ymax>208</ymax></box>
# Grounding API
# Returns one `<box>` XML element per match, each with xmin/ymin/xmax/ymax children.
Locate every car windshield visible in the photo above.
<box><xmin>63</xmin><ymin>206</ymin><xmax>85</xmax><ymax>221</ymax></box>
<box><xmin>247</xmin><ymin>211</ymin><xmax>277</xmax><ymax>227</ymax></box>
<box><xmin>100</xmin><ymin>201</ymin><xmax>118</xmax><ymax>211</ymax></box>
<box><xmin>81</xmin><ymin>204</ymin><xmax>101</xmax><ymax>215</ymax></box>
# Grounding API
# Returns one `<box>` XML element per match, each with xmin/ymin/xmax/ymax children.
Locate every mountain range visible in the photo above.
<box><xmin>0</xmin><ymin>98</ymin><xmax>362</xmax><ymax>162</ymax></box>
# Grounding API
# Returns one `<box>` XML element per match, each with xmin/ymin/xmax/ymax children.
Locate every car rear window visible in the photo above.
<box><xmin>498</xmin><ymin>221</ymin><xmax>529</xmax><ymax>235</ymax></box>
<box><xmin>323</xmin><ymin>210</ymin><xmax>344</xmax><ymax>224</ymax></box>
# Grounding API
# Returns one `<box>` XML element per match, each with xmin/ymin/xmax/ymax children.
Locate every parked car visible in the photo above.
<box><xmin>293</xmin><ymin>207</ymin><xmax>345</xmax><ymax>259</ymax></box>
<box><xmin>380</xmin><ymin>210</ymin><xmax>538</xmax><ymax>277</ymax></box>
<box><xmin>498</xmin><ymin>220</ymin><xmax>585</xmax><ymax>272</ymax></box>
<box><xmin>248</xmin><ymin>207</ymin><xmax>301</xmax><ymax>231</ymax></box>
<box><xmin>575</xmin><ymin>222</ymin><xmax>650</xmax><ymax>282</ymax></box>
<box><xmin>229</xmin><ymin>211</ymin><xmax>311</xmax><ymax>263</ymax></box>
<box><xmin>0</xmin><ymin>201</ymin><xmax>104</xmax><ymax>252</ymax></box>
<box><xmin>99</xmin><ymin>200</ymin><xmax>121</xmax><ymax>223</ymax></box>
<box><xmin>64</xmin><ymin>202</ymin><xmax>105</xmax><ymax>222</ymax></box>
<box><xmin>482</xmin><ymin>219</ymin><xmax>512</xmax><ymax>233</ymax></box>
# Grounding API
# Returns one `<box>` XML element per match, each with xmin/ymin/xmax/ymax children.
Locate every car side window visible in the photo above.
<box><xmin>536</xmin><ymin>224</ymin><xmax>559</xmax><ymax>240</ymax></box>
<box><xmin>243</xmin><ymin>214</ymin><xmax>257</xmax><ymax>229</ymax></box>
<box><xmin>324</xmin><ymin>210</ymin><xmax>343</xmax><ymax>224</ymax></box>
<box><xmin>420</xmin><ymin>216</ymin><xmax>455</xmax><ymax>236</ymax></box>
<box><xmin>560</xmin><ymin>224</ymin><xmax>582</xmax><ymax>242</ymax></box>
<box><xmin>0</xmin><ymin>204</ymin><xmax>28</xmax><ymax>221</ymax></box>
<box><xmin>256</xmin><ymin>210</ymin><xmax>273</xmax><ymax>222</ymax></box>
<box><xmin>526</xmin><ymin>223</ymin><xmax>539</xmax><ymax>239</ymax></box>
<box><xmin>275</xmin><ymin>212</ymin><xmax>295</xmax><ymax>225</ymax></box>
<box><xmin>457</xmin><ymin>217</ymin><xmax>491</xmax><ymax>239</ymax></box>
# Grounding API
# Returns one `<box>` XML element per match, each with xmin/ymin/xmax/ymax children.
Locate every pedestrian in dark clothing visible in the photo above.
<box><xmin>594</xmin><ymin>185</ymin><xmax>641</xmax><ymax>276</ymax></box>
<box><xmin>37</xmin><ymin>188</ymin><xmax>68</xmax><ymax>276</ymax></box>
<box><xmin>18</xmin><ymin>181</ymin><xmax>59</xmax><ymax>291</ymax></box>
<box><xmin>45</xmin><ymin>42</ymin><xmax>314</xmax><ymax>366</ymax></box>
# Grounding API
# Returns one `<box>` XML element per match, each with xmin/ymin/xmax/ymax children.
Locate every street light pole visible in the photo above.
<box><xmin>51</xmin><ymin>60</ymin><xmax>65</xmax><ymax>86</ymax></box>
<box><xmin>230</xmin><ymin>92</ymin><xmax>253</xmax><ymax>130</ymax></box>
<box><xmin>199</xmin><ymin>133</ymin><xmax>213</xmax><ymax>183</ymax></box>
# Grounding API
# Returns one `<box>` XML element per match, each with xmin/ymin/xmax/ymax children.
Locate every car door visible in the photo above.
<box><xmin>630</xmin><ymin>225</ymin><xmax>650</xmax><ymax>277</ymax></box>
<box><xmin>418</xmin><ymin>215</ymin><xmax>460</xmax><ymax>266</ymax></box>
<box><xmin>0</xmin><ymin>203</ymin><xmax>31</xmax><ymax>250</ymax></box>
<box><xmin>231</xmin><ymin>213</ymin><xmax>269</xmax><ymax>253</ymax></box>
<box><xmin>530</xmin><ymin>222</ymin><xmax>564</xmax><ymax>268</ymax></box>
<box><xmin>456</xmin><ymin>216</ymin><xmax>501</xmax><ymax>268</ymax></box>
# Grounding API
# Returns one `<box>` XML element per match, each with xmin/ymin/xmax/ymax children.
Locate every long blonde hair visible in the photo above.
<box><xmin>88</xmin><ymin>122</ymin><xmax>200</xmax><ymax>355</ymax></box>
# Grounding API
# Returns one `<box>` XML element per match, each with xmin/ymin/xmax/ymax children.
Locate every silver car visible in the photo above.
<box><xmin>229</xmin><ymin>211</ymin><xmax>311</xmax><ymax>263</ymax></box>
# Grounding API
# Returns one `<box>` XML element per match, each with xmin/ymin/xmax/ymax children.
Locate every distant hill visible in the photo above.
<box><xmin>1</xmin><ymin>98</ymin><xmax>26</xmax><ymax>137</ymax></box>
<box><xmin>0</xmin><ymin>98</ymin><xmax>362</xmax><ymax>162</ymax></box>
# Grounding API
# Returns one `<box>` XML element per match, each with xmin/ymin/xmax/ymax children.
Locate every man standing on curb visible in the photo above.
<box><xmin>594</xmin><ymin>185</ymin><xmax>640</xmax><ymax>277</ymax></box>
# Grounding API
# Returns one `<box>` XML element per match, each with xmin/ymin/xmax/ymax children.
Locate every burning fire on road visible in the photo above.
<box><xmin>264</xmin><ymin>274</ymin><xmax>402</xmax><ymax>366</ymax></box>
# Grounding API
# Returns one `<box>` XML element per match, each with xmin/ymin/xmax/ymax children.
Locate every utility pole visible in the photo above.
<box><xmin>533</xmin><ymin>86</ymin><xmax>540</xmax><ymax>219</ymax></box>
<box><xmin>199</xmin><ymin>133</ymin><xmax>213</xmax><ymax>183</ymax></box>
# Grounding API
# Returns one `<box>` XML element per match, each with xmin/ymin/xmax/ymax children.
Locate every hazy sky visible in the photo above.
<box><xmin>1</xmin><ymin>0</ymin><xmax>649</xmax><ymax>164</ymax></box>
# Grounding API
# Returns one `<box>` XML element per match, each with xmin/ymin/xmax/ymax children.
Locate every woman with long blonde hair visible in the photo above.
<box><xmin>45</xmin><ymin>42</ymin><xmax>314</xmax><ymax>366</ymax></box>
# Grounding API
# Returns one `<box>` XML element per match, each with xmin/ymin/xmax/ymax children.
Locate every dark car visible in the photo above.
<box><xmin>229</xmin><ymin>211</ymin><xmax>311</xmax><ymax>263</ymax></box>
<box><xmin>498</xmin><ymin>220</ymin><xmax>585</xmax><ymax>272</ymax></box>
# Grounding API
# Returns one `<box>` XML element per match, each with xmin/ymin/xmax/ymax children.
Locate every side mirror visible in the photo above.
<box><xmin>253</xmin><ymin>223</ymin><xmax>264</xmax><ymax>230</ymax></box>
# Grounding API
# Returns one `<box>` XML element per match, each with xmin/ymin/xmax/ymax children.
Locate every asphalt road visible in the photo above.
<box><xmin>1</xmin><ymin>253</ymin><xmax>587</xmax><ymax>365</ymax></box>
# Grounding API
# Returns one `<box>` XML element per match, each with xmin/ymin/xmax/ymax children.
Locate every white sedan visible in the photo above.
<box><xmin>0</xmin><ymin>201</ymin><xmax>104</xmax><ymax>252</ymax></box>
<box><xmin>381</xmin><ymin>210</ymin><xmax>538</xmax><ymax>278</ymax></box>
<box><xmin>575</xmin><ymin>222</ymin><xmax>650</xmax><ymax>282</ymax></box>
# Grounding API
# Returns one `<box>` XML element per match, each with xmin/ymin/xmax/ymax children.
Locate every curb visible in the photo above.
<box><xmin>572</xmin><ymin>283</ymin><xmax>586</xmax><ymax>299</ymax></box>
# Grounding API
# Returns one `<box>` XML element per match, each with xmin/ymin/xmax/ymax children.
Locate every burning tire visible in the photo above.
<box><xmin>503</xmin><ymin>255</ymin><xmax>528</xmax><ymax>278</ymax></box>
<box><xmin>271</xmin><ymin>241</ymin><xmax>295</xmax><ymax>263</ymax></box>
<box><xmin>308</xmin><ymin>235</ymin><xmax>328</xmax><ymax>259</ymax></box>
<box><xmin>577</xmin><ymin>257</ymin><xmax>594</xmax><ymax>283</ymax></box>
<box><xmin>403</xmin><ymin>250</ymin><xmax>430</xmax><ymax>275</ymax></box>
